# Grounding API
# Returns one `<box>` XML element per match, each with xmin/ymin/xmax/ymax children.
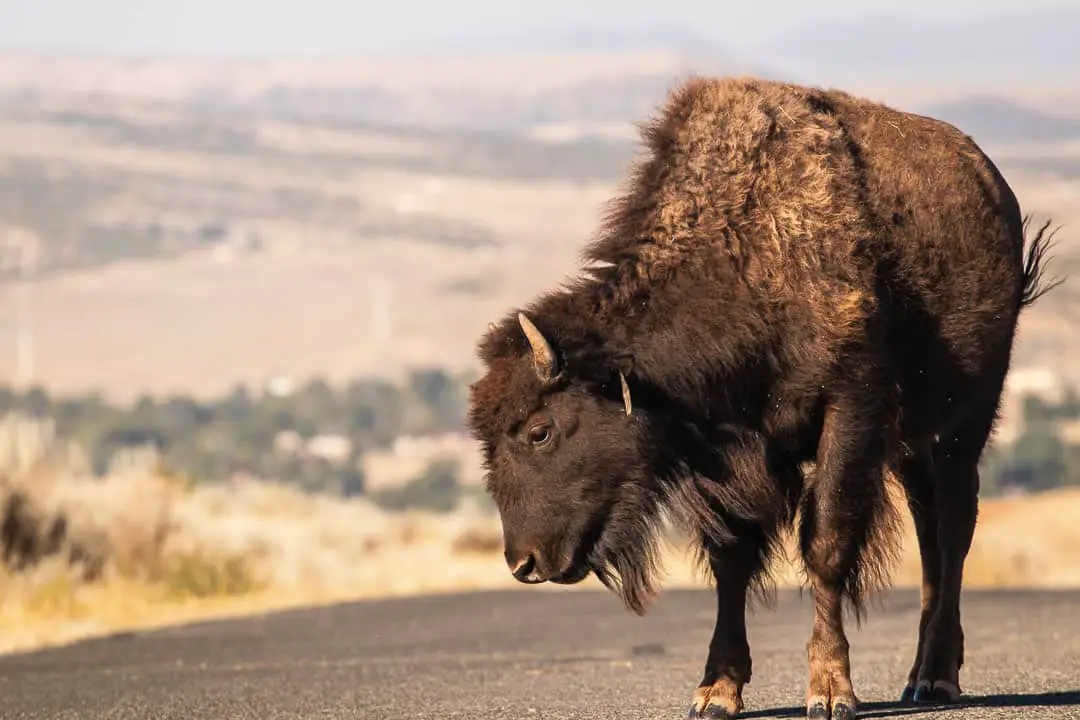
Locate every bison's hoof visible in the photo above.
<box><xmin>687</xmin><ymin>696</ymin><xmax>739</xmax><ymax>719</ymax></box>
<box><xmin>687</xmin><ymin>704</ymin><xmax>736</xmax><ymax>719</ymax></box>
<box><xmin>898</xmin><ymin>684</ymin><xmax>916</xmax><ymax>705</ymax></box>
<box><xmin>806</xmin><ymin>699</ymin><xmax>857</xmax><ymax>719</ymax></box>
<box><xmin>688</xmin><ymin>683</ymin><xmax>743</xmax><ymax>719</ymax></box>
<box><xmin>911</xmin><ymin>679</ymin><xmax>961</xmax><ymax>705</ymax></box>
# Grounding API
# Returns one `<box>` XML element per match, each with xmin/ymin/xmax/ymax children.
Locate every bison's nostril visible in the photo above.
<box><xmin>511</xmin><ymin>553</ymin><xmax>538</xmax><ymax>582</ymax></box>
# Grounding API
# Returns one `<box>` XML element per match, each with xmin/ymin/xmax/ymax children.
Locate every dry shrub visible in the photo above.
<box><xmin>451</xmin><ymin>526</ymin><xmax>503</xmax><ymax>555</ymax></box>
<box><xmin>395</xmin><ymin>516</ymin><xmax>420</xmax><ymax>545</ymax></box>
<box><xmin>162</xmin><ymin>551</ymin><xmax>261</xmax><ymax>599</ymax></box>
<box><xmin>0</xmin><ymin>464</ymin><xmax>505</xmax><ymax>616</ymax></box>
<box><xmin>1</xmin><ymin>468</ymin><xmax>111</xmax><ymax>581</ymax></box>
<box><xmin>0</xmin><ymin>465</ymin><xmax>260</xmax><ymax>595</ymax></box>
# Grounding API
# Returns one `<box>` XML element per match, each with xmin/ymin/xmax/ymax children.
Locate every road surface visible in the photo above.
<box><xmin>1</xmin><ymin>588</ymin><xmax>1078</xmax><ymax>719</ymax></box>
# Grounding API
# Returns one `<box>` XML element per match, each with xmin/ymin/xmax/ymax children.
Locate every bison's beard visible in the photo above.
<box><xmin>585</xmin><ymin>490</ymin><xmax>668</xmax><ymax>616</ymax></box>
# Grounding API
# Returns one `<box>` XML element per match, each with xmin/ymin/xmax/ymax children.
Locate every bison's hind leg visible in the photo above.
<box><xmin>797</xmin><ymin>374</ymin><xmax>903</xmax><ymax>720</ymax></box>
<box><xmin>894</xmin><ymin>446</ymin><xmax>942</xmax><ymax>704</ymax></box>
<box><xmin>905</xmin><ymin>401</ymin><xmax>995</xmax><ymax>706</ymax></box>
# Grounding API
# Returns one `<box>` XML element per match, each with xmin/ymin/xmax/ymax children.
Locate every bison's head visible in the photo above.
<box><xmin>467</xmin><ymin>311</ymin><xmax>676</xmax><ymax>614</ymax></box>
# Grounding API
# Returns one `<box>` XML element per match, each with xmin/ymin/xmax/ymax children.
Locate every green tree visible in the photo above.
<box><xmin>1059</xmin><ymin>385</ymin><xmax>1080</xmax><ymax>420</ymax></box>
<box><xmin>370</xmin><ymin>457</ymin><xmax>462</xmax><ymax>513</ymax></box>
<box><xmin>21</xmin><ymin>385</ymin><xmax>51</xmax><ymax>418</ymax></box>
<box><xmin>0</xmin><ymin>369</ymin><xmax>477</xmax><ymax>494</ymax></box>
<box><xmin>0</xmin><ymin>385</ymin><xmax>15</xmax><ymax>415</ymax></box>
<box><xmin>977</xmin><ymin>444</ymin><xmax>1004</xmax><ymax>497</ymax></box>
<box><xmin>1009</xmin><ymin>423</ymin><xmax>1067</xmax><ymax>491</ymax></box>
<box><xmin>1064</xmin><ymin>442</ymin><xmax>1080</xmax><ymax>487</ymax></box>
<box><xmin>219</xmin><ymin>383</ymin><xmax>254</xmax><ymax>423</ymax></box>
<box><xmin>1021</xmin><ymin>393</ymin><xmax>1056</xmax><ymax>426</ymax></box>
<box><xmin>339</xmin><ymin>466</ymin><xmax>366</xmax><ymax>497</ymax></box>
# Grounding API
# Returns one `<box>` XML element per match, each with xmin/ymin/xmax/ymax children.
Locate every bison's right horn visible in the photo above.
<box><xmin>517</xmin><ymin>312</ymin><xmax>559</xmax><ymax>380</ymax></box>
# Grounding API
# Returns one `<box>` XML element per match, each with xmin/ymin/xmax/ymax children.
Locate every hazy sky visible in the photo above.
<box><xmin>0</xmin><ymin>0</ymin><xmax>1073</xmax><ymax>55</ymax></box>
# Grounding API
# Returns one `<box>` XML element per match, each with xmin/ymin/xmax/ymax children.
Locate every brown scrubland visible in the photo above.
<box><xmin>3</xmin><ymin>464</ymin><xmax>1078</xmax><ymax>656</ymax></box>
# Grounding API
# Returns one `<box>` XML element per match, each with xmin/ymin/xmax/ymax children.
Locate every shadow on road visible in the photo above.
<box><xmin>740</xmin><ymin>690</ymin><xmax>1080</xmax><ymax>718</ymax></box>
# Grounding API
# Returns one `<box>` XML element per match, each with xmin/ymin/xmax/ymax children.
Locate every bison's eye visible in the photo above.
<box><xmin>527</xmin><ymin>423</ymin><xmax>553</xmax><ymax>447</ymax></box>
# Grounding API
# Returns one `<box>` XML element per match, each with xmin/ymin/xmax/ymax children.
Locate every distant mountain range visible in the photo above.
<box><xmin>0</xmin><ymin>51</ymin><xmax>764</xmax><ymax>132</ymax></box>
<box><xmin>922</xmin><ymin>95</ymin><xmax>1080</xmax><ymax>144</ymax></box>
<box><xmin>749</xmin><ymin>8</ymin><xmax>1079</xmax><ymax>85</ymax></box>
<box><xmin>385</xmin><ymin>8</ymin><xmax>1080</xmax><ymax>137</ymax></box>
<box><xmin>429</xmin><ymin>22</ymin><xmax>733</xmax><ymax>56</ymax></box>
<box><xmin>421</xmin><ymin>9</ymin><xmax>1078</xmax><ymax>85</ymax></box>
<box><xmin>0</xmin><ymin>7</ymin><xmax>1075</xmax><ymax>137</ymax></box>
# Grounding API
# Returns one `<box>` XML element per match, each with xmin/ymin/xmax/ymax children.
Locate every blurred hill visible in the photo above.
<box><xmin>2</xmin><ymin>6</ymin><xmax>1078</xmax><ymax>128</ymax></box>
<box><xmin>753</xmin><ymin>7</ymin><xmax>1080</xmax><ymax>86</ymax></box>
<box><xmin>924</xmin><ymin>96</ymin><xmax>1080</xmax><ymax>144</ymax></box>
<box><xmin>0</xmin><ymin>48</ymin><xmax>766</xmax><ymax>132</ymax></box>
<box><xmin>0</xmin><ymin>22</ymin><xmax>1077</xmax><ymax>401</ymax></box>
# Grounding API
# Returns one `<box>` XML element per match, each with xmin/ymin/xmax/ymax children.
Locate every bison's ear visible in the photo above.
<box><xmin>517</xmin><ymin>312</ymin><xmax>560</xmax><ymax>381</ymax></box>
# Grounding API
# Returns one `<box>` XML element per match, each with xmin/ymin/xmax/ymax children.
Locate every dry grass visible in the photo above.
<box><xmin>0</xmin><ymin>464</ymin><xmax>516</xmax><ymax>655</ymax></box>
<box><xmin>3</xmin><ymin>462</ymin><xmax>1080</xmax><ymax>657</ymax></box>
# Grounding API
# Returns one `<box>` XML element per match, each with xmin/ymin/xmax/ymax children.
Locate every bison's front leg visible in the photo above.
<box><xmin>688</xmin><ymin>533</ymin><xmax>767</xmax><ymax>719</ymax></box>
<box><xmin>798</xmin><ymin>395</ymin><xmax>891</xmax><ymax>720</ymax></box>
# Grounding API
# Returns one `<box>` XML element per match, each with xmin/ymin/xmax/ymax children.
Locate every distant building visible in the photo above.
<box><xmin>273</xmin><ymin>430</ymin><xmax>354</xmax><ymax>466</ymax></box>
<box><xmin>1004</xmin><ymin>366</ymin><xmax>1067</xmax><ymax>403</ymax></box>
<box><xmin>1058</xmin><ymin>418</ymin><xmax>1080</xmax><ymax>445</ymax></box>
<box><xmin>0</xmin><ymin>412</ymin><xmax>55</xmax><ymax>474</ymax></box>
<box><xmin>266</xmin><ymin>376</ymin><xmax>296</xmax><ymax>397</ymax></box>
<box><xmin>108</xmin><ymin>443</ymin><xmax>163</xmax><ymax>477</ymax></box>
<box><xmin>273</xmin><ymin>430</ymin><xmax>303</xmax><ymax>454</ymax></box>
<box><xmin>0</xmin><ymin>225</ymin><xmax>42</xmax><ymax>273</ymax></box>
<box><xmin>211</xmin><ymin>226</ymin><xmax>262</xmax><ymax>264</ymax></box>
<box><xmin>306</xmin><ymin>434</ymin><xmax>353</xmax><ymax>464</ymax></box>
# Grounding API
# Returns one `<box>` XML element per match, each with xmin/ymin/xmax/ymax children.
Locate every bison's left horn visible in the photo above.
<box><xmin>517</xmin><ymin>312</ymin><xmax>559</xmax><ymax>380</ymax></box>
<box><xmin>619</xmin><ymin>370</ymin><xmax>632</xmax><ymax>416</ymax></box>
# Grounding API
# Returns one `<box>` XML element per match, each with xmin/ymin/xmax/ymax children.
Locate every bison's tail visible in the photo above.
<box><xmin>1019</xmin><ymin>216</ymin><xmax>1064</xmax><ymax>310</ymax></box>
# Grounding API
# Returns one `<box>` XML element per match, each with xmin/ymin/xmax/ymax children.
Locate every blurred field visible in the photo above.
<box><xmin>3</xmin><ymin>465</ymin><xmax>1079</xmax><ymax>657</ymax></box>
<box><xmin>0</xmin><ymin>91</ymin><xmax>1076</xmax><ymax>403</ymax></box>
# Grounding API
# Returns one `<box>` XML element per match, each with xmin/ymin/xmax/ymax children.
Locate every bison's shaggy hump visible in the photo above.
<box><xmin>585</xmin><ymin>75</ymin><xmax>1027</xmax><ymax>339</ymax></box>
<box><xmin>592</xmin><ymin>76</ymin><xmax>871</xmax><ymax>289</ymax></box>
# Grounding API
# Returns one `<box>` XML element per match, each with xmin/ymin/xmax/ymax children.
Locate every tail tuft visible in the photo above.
<box><xmin>1019</xmin><ymin>216</ymin><xmax>1065</xmax><ymax>310</ymax></box>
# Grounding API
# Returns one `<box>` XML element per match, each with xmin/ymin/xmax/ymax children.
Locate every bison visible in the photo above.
<box><xmin>466</xmin><ymin>76</ymin><xmax>1059</xmax><ymax>720</ymax></box>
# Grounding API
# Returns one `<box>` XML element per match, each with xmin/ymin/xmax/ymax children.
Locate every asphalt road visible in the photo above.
<box><xmin>1</xmin><ymin>587</ymin><xmax>1078</xmax><ymax>719</ymax></box>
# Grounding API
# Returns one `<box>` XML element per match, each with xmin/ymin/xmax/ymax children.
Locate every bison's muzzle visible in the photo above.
<box><xmin>505</xmin><ymin>545</ymin><xmax>592</xmax><ymax>586</ymax></box>
<box><xmin>507</xmin><ymin>550</ymin><xmax>543</xmax><ymax>584</ymax></box>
